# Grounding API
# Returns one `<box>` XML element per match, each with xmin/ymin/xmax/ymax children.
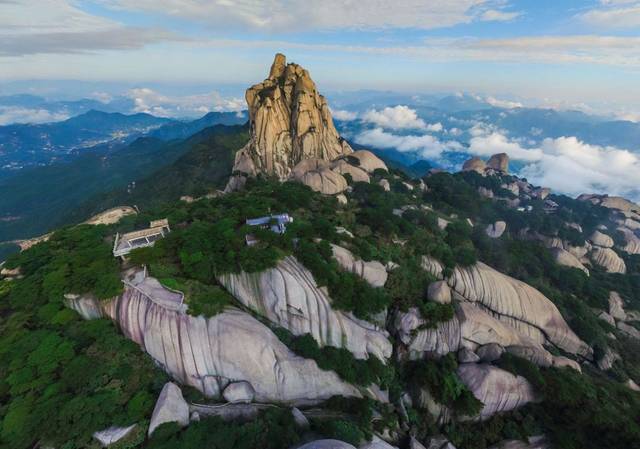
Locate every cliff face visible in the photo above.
<box><xmin>67</xmin><ymin>285</ymin><xmax>361</xmax><ymax>405</ymax></box>
<box><xmin>218</xmin><ymin>256</ymin><xmax>392</xmax><ymax>361</ymax></box>
<box><xmin>421</xmin><ymin>257</ymin><xmax>592</xmax><ymax>359</ymax></box>
<box><xmin>232</xmin><ymin>53</ymin><xmax>352</xmax><ymax>181</ymax></box>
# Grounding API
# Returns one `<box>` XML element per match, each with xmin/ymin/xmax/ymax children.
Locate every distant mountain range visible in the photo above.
<box><xmin>0</xmin><ymin>109</ymin><xmax>247</xmax><ymax>175</ymax></box>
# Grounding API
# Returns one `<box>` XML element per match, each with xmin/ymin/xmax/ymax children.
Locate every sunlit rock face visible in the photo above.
<box><xmin>67</xmin><ymin>283</ymin><xmax>361</xmax><ymax>405</ymax></box>
<box><xmin>421</xmin><ymin>257</ymin><xmax>592</xmax><ymax>359</ymax></box>
<box><xmin>218</xmin><ymin>256</ymin><xmax>392</xmax><ymax>361</ymax></box>
<box><xmin>231</xmin><ymin>53</ymin><xmax>352</xmax><ymax>181</ymax></box>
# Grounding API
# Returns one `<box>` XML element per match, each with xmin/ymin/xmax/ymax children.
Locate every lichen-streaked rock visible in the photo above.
<box><xmin>330</xmin><ymin>244</ymin><xmax>388</xmax><ymax>287</ymax></box>
<box><xmin>590</xmin><ymin>247</ymin><xmax>626</xmax><ymax>274</ymax></box>
<box><xmin>231</xmin><ymin>54</ymin><xmax>352</xmax><ymax>183</ymax></box>
<box><xmin>589</xmin><ymin>230</ymin><xmax>614</xmax><ymax>248</ymax></box>
<box><xmin>549</xmin><ymin>248</ymin><xmax>589</xmax><ymax>275</ymax></box>
<box><xmin>395</xmin><ymin>302</ymin><xmax>553</xmax><ymax>365</ymax></box>
<box><xmin>457</xmin><ymin>364</ymin><xmax>536</xmax><ymax>420</ymax></box>
<box><xmin>421</xmin><ymin>257</ymin><xmax>592</xmax><ymax>358</ymax></box>
<box><xmin>616</xmin><ymin>226</ymin><xmax>640</xmax><ymax>255</ymax></box>
<box><xmin>218</xmin><ymin>256</ymin><xmax>392</xmax><ymax>361</ymax></box>
<box><xmin>67</xmin><ymin>285</ymin><xmax>360</xmax><ymax>404</ymax></box>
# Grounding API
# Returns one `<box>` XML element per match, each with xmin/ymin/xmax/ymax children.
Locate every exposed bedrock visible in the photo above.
<box><xmin>218</xmin><ymin>256</ymin><xmax>392</xmax><ymax>361</ymax></box>
<box><xmin>457</xmin><ymin>363</ymin><xmax>537</xmax><ymax>421</ymax></box>
<box><xmin>394</xmin><ymin>302</ymin><xmax>553</xmax><ymax>366</ymax></box>
<box><xmin>421</xmin><ymin>257</ymin><xmax>592</xmax><ymax>359</ymax></box>
<box><xmin>67</xmin><ymin>285</ymin><xmax>361</xmax><ymax>405</ymax></box>
<box><xmin>330</xmin><ymin>243</ymin><xmax>388</xmax><ymax>288</ymax></box>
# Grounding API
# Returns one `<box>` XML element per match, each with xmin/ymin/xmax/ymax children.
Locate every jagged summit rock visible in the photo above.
<box><xmin>230</xmin><ymin>53</ymin><xmax>353</xmax><ymax>184</ymax></box>
<box><xmin>461</xmin><ymin>153</ymin><xmax>509</xmax><ymax>175</ymax></box>
<box><xmin>486</xmin><ymin>153</ymin><xmax>509</xmax><ymax>173</ymax></box>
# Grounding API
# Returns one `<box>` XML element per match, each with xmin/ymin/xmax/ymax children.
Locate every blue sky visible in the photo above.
<box><xmin>1</xmin><ymin>0</ymin><xmax>639</xmax><ymax>119</ymax></box>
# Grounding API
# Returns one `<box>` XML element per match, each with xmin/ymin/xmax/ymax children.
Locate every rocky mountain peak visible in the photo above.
<box><xmin>230</xmin><ymin>53</ymin><xmax>353</xmax><ymax>184</ymax></box>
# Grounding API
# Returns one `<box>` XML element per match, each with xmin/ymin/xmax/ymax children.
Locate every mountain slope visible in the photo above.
<box><xmin>0</xmin><ymin>124</ymin><xmax>247</xmax><ymax>242</ymax></box>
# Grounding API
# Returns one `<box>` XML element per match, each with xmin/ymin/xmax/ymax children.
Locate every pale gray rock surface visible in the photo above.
<box><xmin>423</xmin><ymin>436</ymin><xmax>457</xmax><ymax>449</ymax></box>
<box><xmin>462</xmin><ymin>157</ymin><xmax>486</xmax><ymax>173</ymax></box>
<box><xmin>148</xmin><ymin>382</ymin><xmax>190</xmax><ymax>436</ymax></box>
<box><xmin>421</xmin><ymin>257</ymin><xmax>591</xmax><ymax>358</ymax></box>
<box><xmin>590</xmin><ymin>247</ymin><xmax>626</xmax><ymax>274</ymax></box>
<box><xmin>486</xmin><ymin>221</ymin><xmax>507</xmax><ymax>238</ymax></box>
<box><xmin>331</xmin><ymin>244</ymin><xmax>388</xmax><ymax>287</ymax></box>
<box><xmin>379</xmin><ymin>179</ymin><xmax>391</xmax><ymax>191</ymax></box>
<box><xmin>552</xmin><ymin>356</ymin><xmax>582</xmax><ymax>372</ymax></box>
<box><xmin>550</xmin><ymin>248</ymin><xmax>589</xmax><ymax>275</ymax></box>
<box><xmin>67</xmin><ymin>285</ymin><xmax>361</xmax><ymax>404</ymax></box>
<box><xmin>395</xmin><ymin>302</ymin><xmax>553</xmax><ymax>365</ymax></box>
<box><xmin>458</xmin><ymin>364</ymin><xmax>536</xmax><ymax>420</ymax></box>
<box><xmin>348</xmin><ymin>150</ymin><xmax>388</xmax><ymax>173</ymax></box>
<box><xmin>292</xmin><ymin>407</ymin><xmax>310</xmax><ymax>428</ymax></box>
<box><xmin>427</xmin><ymin>280</ymin><xmax>452</xmax><ymax>304</ymax></box>
<box><xmin>93</xmin><ymin>424</ymin><xmax>137</xmax><ymax>447</ymax></box>
<box><xmin>223</xmin><ymin>381</ymin><xmax>255</xmax><ymax>403</ymax></box>
<box><xmin>218</xmin><ymin>256</ymin><xmax>392</xmax><ymax>361</ymax></box>
<box><xmin>597</xmin><ymin>347</ymin><xmax>620</xmax><ymax>370</ymax></box>
<box><xmin>616</xmin><ymin>226</ymin><xmax>640</xmax><ymax>254</ymax></box>
<box><xmin>292</xmin><ymin>162</ymin><xmax>349</xmax><ymax>194</ymax></box>
<box><xmin>590</xmin><ymin>230</ymin><xmax>614</xmax><ymax>248</ymax></box>
<box><xmin>331</xmin><ymin>159</ymin><xmax>370</xmax><ymax>183</ymax></box>
<box><xmin>617</xmin><ymin>321</ymin><xmax>640</xmax><ymax>339</ymax></box>
<box><xmin>609</xmin><ymin>291</ymin><xmax>627</xmax><ymax>321</ymax></box>
<box><xmin>488</xmin><ymin>436</ymin><xmax>549</xmax><ymax>449</ymax></box>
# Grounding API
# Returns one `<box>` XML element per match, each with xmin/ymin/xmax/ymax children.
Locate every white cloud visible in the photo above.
<box><xmin>89</xmin><ymin>92</ymin><xmax>113</xmax><ymax>104</ymax></box>
<box><xmin>578</xmin><ymin>1</ymin><xmax>640</xmax><ymax>28</ymax></box>
<box><xmin>0</xmin><ymin>106</ymin><xmax>69</xmax><ymax>125</ymax></box>
<box><xmin>468</xmin><ymin>129</ymin><xmax>544</xmax><ymax>161</ymax></box>
<box><xmin>484</xmin><ymin>96</ymin><xmax>523</xmax><ymax>109</ymax></box>
<box><xmin>466</xmin><ymin>126</ymin><xmax>640</xmax><ymax>200</ymax></box>
<box><xmin>105</xmin><ymin>0</ymin><xmax>519</xmax><ymax>31</ymax></box>
<box><xmin>332</xmin><ymin>109</ymin><xmax>358</xmax><ymax>121</ymax></box>
<box><xmin>0</xmin><ymin>0</ymin><xmax>179</xmax><ymax>56</ymax></box>
<box><xmin>127</xmin><ymin>88</ymin><xmax>244</xmax><ymax>117</ymax></box>
<box><xmin>361</xmin><ymin>105</ymin><xmax>443</xmax><ymax>131</ymax></box>
<box><xmin>479</xmin><ymin>9</ymin><xmax>521</xmax><ymax>21</ymax></box>
<box><xmin>355</xmin><ymin>127</ymin><xmax>462</xmax><ymax>159</ymax></box>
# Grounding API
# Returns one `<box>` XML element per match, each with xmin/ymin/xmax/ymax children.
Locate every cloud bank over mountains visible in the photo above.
<box><xmin>349</xmin><ymin>104</ymin><xmax>640</xmax><ymax>201</ymax></box>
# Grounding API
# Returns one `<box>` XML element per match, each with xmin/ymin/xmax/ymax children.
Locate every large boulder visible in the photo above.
<box><xmin>427</xmin><ymin>281</ymin><xmax>452</xmax><ymax>304</ymax></box>
<box><xmin>422</xmin><ymin>257</ymin><xmax>592</xmax><ymax>358</ymax></box>
<box><xmin>486</xmin><ymin>153</ymin><xmax>509</xmax><ymax>173</ymax></box>
<box><xmin>486</xmin><ymin>221</ymin><xmax>506</xmax><ymax>239</ymax></box>
<box><xmin>550</xmin><ymin>248</ymin><xmax>589</xmax><ymax>275</ymax></box>
<box><xmin>331</xmin><ymin>244</ymin><xmax>388</xmax><ymax>287</ymax></box>
<box><xmin>609</xmin><ymin>291</ymin><xmax>627</xmax><ymax>321</ymax></box>
<box><xmin>292</xmin><ymin>160</ymin><xmax>349</xmax><ymax>194</ymax></box>
<box><xmin>67</xmin><ymin>284</ymin><xmax>361</xmax><ymax>404</ymax></box>
<box><xmin>589</xmin><ymin>230</ymin><xmax>614</xmax><ymax>248</ymax></box>
<box><xmin>229</xmin><ymin>54</ymin><xmax>352</xmax><ymax>183</ymax></box>
<box><xmin>395</xmin><ymin>302</ymin><xmax>553</xmax><ymax>365</ymax></box>
<box><xmin>331</xmin><ymin>159</ymin><xmax>371</xmax><ymax>183</ymax></box>
<box><xmin>462</xmin><ymin>157</ymin><xmax>486</xmax><ymax>173</ymax></box>
<box><xmin>458</xmin><ymin>364</ymin><xmax>536</xmax><ymax>420</ymax></box>
<box><xmin>590</xmin><ymin>247</ymin><xmax>626</xmax><ymax>274</ymax></box>
<box><xmin>148</xmin><ymin>382</ymin><xmax>190</xmax><ymax>436</ymax></box>
<box><xmin>218</xmin><ymin>256</ymin><xmax>392</xmax><ymax>361</ymax></box>
<box><xmin>93</xmin><ymin>425</ymin><xmax>137</xmax><ymax>447</ymax></box>
<box><xmin>476</xmin><ymin>343</ymin><xmax>505</xmax><ymax>362</ymax></box>
<box><xmin>347</xmin><ymin>150</ymin><xmax>388</xmax><ymax>173</ymax></box>
<box><xmin>616</xmin><ymin>226</ymin><xmax>640</xmax><ymax>255</ymax></box>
